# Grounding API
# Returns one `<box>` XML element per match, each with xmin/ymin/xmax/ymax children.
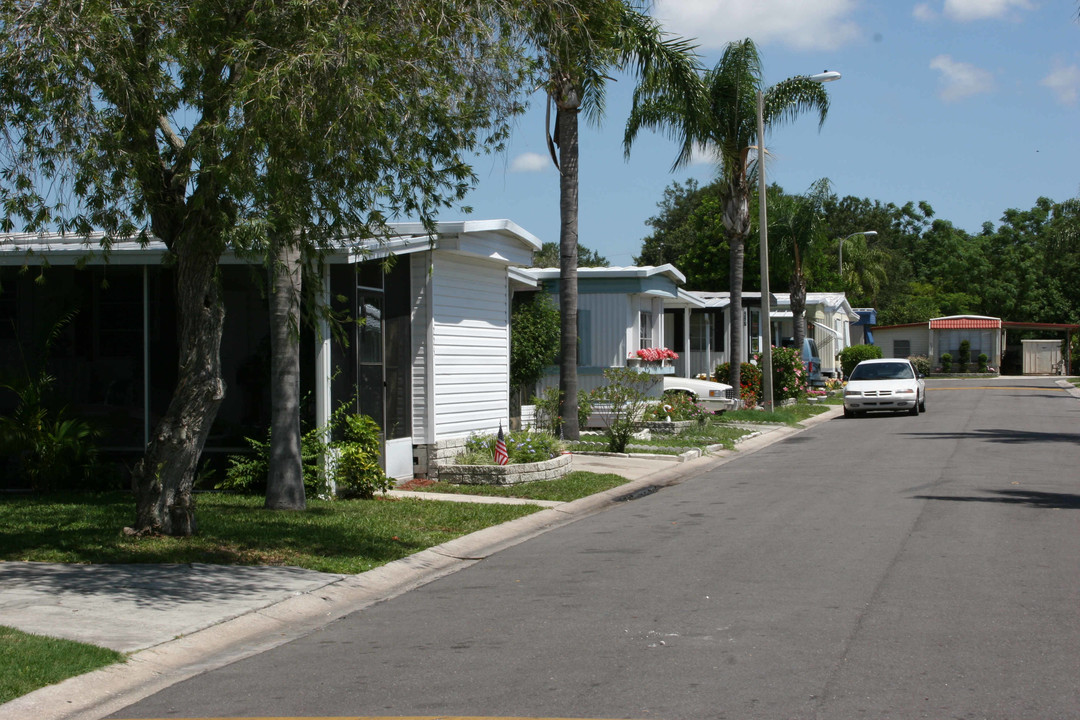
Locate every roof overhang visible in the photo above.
<box><xmin>0</xmin><ymin>219</ymin><xmax>542</xmax><ymax>268</ymax></box>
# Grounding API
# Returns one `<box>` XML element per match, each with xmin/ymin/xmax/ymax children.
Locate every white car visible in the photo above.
<box><xmin>663</xmin><ymin>375</ymin><xmax>740</xmax><ymax>414</ymax></box>
<box><xmin>843</xmin><ymin>358</ymin><xmax>926</xmax><ymax>417</ymax></box>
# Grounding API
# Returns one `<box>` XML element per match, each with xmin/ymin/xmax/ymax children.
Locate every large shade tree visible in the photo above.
<box><xmin>528</xmin><ymin>0</ymin><xmax>699</xmax><ymax>439</ymax></box>
<box><xmin>0</xmin><ymin>0</ymin><xmax>540</xmax><ymax>534</ymax></box>
<box><xmin>625</xmin><ymin>38</ymin><xmax>831</xmax><ymax>392</ymax></box>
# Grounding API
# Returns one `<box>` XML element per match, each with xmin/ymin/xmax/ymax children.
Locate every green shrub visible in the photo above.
<box><xmin>908</xmin><ymin>355</ymin><xmax>932</xmax><ymax>376</ymax></box>
<box><xmin>588</xmin><ymin>367</ymin><xmax>653</xmax><ymax>452</ymax></box>
<box><xmin>941</xmin><ymin>352</ymin><xmax>952</xmax><ymax>373</ymax></box>
<box><xmin>839</xmin><ymin>344</ymin><xmax>884</xmax><ymax>378</ymax></box>
<box><xmin>220</xmin><ymin>426</ymin><xmax>328</xmax><ymax>496</ymax></box>
<box><xmin>958</xmin><ymin>340</ymin><xmax>970</xmax><ymax>373</ymax></box>
<box><xmin>221</xmin><ymin>405</ymin><xmax>390</xmax><ymax>499</ymax></box>
<box><xmin>510</xmin><ymin>293</ymin><xmax>560</xmax><ymax>394</ymax></box>
<box><xmin>531</xmin><ymin>387</ymin><xmax>590</xmax><ymax>434</ymax></box>
<box><xmin>714</xmin><ymin>362</ymin><xmax>762</xmax><ymax>408</ymax></box>
<box><xmin>333</xmin><ymin>413</ymin><xmax>392</xmax><ymax>499</ymax></box>
<box><xmin>978</xmin><ymin>353</ymin><xmax>989</xmax><ymax>373</ymax></box>
<box><xmin>0</xmin><ymin>311</ymin><xmax>101</xmax><ymax>491</ymax></box>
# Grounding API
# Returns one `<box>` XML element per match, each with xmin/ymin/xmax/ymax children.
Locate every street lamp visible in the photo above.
<box><xmin>838</xmin><ymin>230</ymin><xmax>877</xmax><ymax>277</ymax></box>
<box><xmin>757</xmin><ymin>70</ymin><xmax>840</xmax><ymax>413</ymax></box>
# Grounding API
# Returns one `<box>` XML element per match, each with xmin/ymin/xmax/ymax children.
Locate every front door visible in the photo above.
<box><xmin>354</xmin><ymin>260</ymin><xmax>413</xmax><ymax>479</ymax></box>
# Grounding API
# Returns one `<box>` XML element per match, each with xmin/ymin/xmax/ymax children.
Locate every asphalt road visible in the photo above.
<box><xmin>114</xmin><ymin>378</ymin><xmax>1080</xmax><ymax>720</ymax></box>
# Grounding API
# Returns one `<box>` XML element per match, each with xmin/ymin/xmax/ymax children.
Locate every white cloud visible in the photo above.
<box><xmin>929</xmin><ymin>54</ymin><xmax>994</xmax><ymax>101</ymax></box>
<box><xmin>943</xmin><ymin>0</ymin><xmax>1034</xmax><ymax>22</ymax></box>
<box><xmin>509</xmin><ymin>152</ymin><xmax>551</xmax><ymax>173</ymax></box>
<box><xmin>1041</xmin><ymin>62</ymin><xmax>1080</xmax><ymax>106</ymax></box>
<box><xmin>653</xmin><ymin>0</ymin><xmax>861</xmax><ymax>52</ymax></box>
<box><xmin>912</xmin><ymin>3</ymin><xmax>937</xmax><ymax>21</ymax></box>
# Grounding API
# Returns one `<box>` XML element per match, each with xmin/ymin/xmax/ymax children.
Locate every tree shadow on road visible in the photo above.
<box><xmin>913</xmin><ymin>489</ymin><xmax>1080</xmax><ymax>509</ymax></box>
<box><xmin>902</xmin><ymin>428</ymin><xmax>1080</xmax><ymax>444</ymax></box>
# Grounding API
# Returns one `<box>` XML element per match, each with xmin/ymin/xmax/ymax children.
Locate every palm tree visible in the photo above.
<box><xmin>528</xmin><ymin>0</ymin><xmax>699</xmax><ymax>439</ymax></box>
<box><xmin>768</xmin><ymin>179</ymin><xmax>832</xmax><ymax>351</ymax></box>
<box><xmin>839</xmin><ymin>233</ymin><xmax>891</xmax><ymax>307</ymax></box>
<box><xmin>625</xmin><ymin>38</ymin><xmax>832</xmax><ymax>393</ymax></box>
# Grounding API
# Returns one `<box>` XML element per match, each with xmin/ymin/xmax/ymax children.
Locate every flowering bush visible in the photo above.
<box><xmin>760</xmin><ymin>345</ymin><xmax>809</xmax><ymax>403</ymax></box>
<box><xmin>714</xmin><ymin>361</ymin><xmax>761</xmax><ymax>409</ymax></box>
<box><xmin>634</xmin><ymin>347</ymin><xmax>679</xmax><ymax>362</ymax></box>
<box><xmin>908</xmin><ymin>355</ymin><xmax>932</xmax><ymax>377</ymax></box>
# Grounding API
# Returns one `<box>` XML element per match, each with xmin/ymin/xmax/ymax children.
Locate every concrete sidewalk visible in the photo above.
<box><xmin>0</xmin><ymin>407</ymin><xmax>839</xmax><ymax>720</ymax></box>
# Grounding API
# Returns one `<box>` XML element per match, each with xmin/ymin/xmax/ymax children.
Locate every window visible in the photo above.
<box><xmin>690</xmin><ymin>313</ymin><xmax>710</xmax><ymax>352</ymax></box>
<box><xmin>577</xmin><ymin>309</ymin><xmax>591</xmax><ymax>366</ymax></box>
<box><xmin>749</xmin><ymin>308</ymin><xmax>761</xmax><ymax>353</ymax></box>
<box><xmin>639</xmin><ymin>311</ymin><xmax>653</xmax><ymax>349</ymax></box>
<box><xmin>894</xmin><ymin>339</ymin><xmax>911</xmax><ymax>358</ymax></box>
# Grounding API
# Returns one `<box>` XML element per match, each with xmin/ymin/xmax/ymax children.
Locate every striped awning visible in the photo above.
<box><xmin>929</xmin><ymin>317</ymin><xmax>1001</xmax><ymax>330</ymax></box>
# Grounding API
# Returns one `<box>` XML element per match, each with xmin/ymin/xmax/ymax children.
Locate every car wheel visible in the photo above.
<box><xmin>843</xmin><ymin>407</ymin><xmax>853</xmax><ymax>418</ymax></box>
<box><xmin>908</xmin><ymin>403</ymin><xmax>919</xmax><ymax>416</ymax></box>
<box><xmin>919</xmin><ymin>396</ymin><xmax>926</xmax><ymax>412</ymax></box>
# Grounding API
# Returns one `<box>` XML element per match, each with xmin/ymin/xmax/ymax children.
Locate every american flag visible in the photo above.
<box><xmin>494</xmin><ymin>423</ymin><xmax>509</xmax><ymax>465</ymax></box>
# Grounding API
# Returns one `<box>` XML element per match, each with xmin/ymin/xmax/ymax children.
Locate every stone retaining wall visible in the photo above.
<box><xmin>434</xmin><ymin>453</ymin><xmax>572</xmax><ymax>486</ymax></box>
<box><xmin>634</xmin><ymin>419</ymin><xmax>702</xmax><ymax>435</ymax></box>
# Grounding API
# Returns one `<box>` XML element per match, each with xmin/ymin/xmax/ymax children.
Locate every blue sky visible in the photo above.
<box><xmin>458</xmin><ymin>0</ymin><xmax>1080</xmax><ymax>266</ymax></box>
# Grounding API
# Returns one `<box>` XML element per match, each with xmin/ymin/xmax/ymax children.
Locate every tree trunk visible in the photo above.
<box><xmin>723</xmin><ymin>180</ymin><xmax>751</xmax><ymax>396</ymax></box>
<box><xmin>791</xmin><ymin>245</ymin><xmax>807</xmax><ymax>351</ymax></box>
<box><xmin>265</xmin><ymin>236</ymin><xmax>306</xmax><ymax>510</ymax></box>
<box><xmin>556</xmin><ymin>99</ymin><xmax>580</xmax><ymax>440</ymax></box>
<box><xmin>131</xmin><ymin>237</ymin><xmax>226</xmax><ymax>536</ymax></box>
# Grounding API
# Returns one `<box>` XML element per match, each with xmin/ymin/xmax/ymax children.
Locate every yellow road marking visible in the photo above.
<box><xmin>928</xmin><ymin>386</ymin><xmax>1070</xmax><ymax>391</ymax></box>
<box><xmin>122</xmin><ymin>717</ymin><xmax>647</xmax><ymax>720</ymax></box>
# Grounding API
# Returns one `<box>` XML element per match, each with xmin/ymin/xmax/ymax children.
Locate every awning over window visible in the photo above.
<box><xmin>929</xmin><ymin>316</ymin><xmax>1001</xmax><ymax>330</ymax></box>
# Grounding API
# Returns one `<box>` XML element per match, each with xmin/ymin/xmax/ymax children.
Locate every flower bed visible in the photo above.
<box><xmin>434</xmin><ymin>453</ymin><xmax>572</xmax><ymax>486</ymax></box>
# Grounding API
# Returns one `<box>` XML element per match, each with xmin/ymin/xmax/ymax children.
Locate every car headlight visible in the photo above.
<box><xmin>844</xmin><ymin>390</ymin><xmax>861</xmax><ymax>397</ymax></box>
<box><xmin>896</xmin><ymin>388</ymin><xmax>915</xmax><ymax>394</ymax></box>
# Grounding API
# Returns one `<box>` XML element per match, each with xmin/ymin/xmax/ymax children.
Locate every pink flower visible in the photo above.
<box><xmin>636</xmin><ymin>347</ymin><xmax>679</xmax><ymax>362</ymax></box>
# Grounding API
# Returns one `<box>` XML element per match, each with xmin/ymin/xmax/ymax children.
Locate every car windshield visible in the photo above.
<box><xmin>850</xmin><ymin>362</ymin><xmax>915</xmax><ymax>381</ymax></box>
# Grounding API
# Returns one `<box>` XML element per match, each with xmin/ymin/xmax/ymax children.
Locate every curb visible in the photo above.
<box><xmin>0</xmin><ymin>405</ymin><xmax>842</xmax><ymax>720</ymax></box>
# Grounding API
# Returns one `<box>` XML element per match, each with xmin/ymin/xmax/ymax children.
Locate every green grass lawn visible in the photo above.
<box><xmin>715</xmin><ymin>401</ymin><xmax>831</xmax><ymax>426</ymax></box>
<box><xmin>0</xmin><ymin>491</ymin><xmax>541</xmax><ymax>574</ymax></box>
<box><xmin>402</xmin><ymin>471</ymin><xmax>630</xmax><ymax>501</ymax></box>
<box><xmin>0</xmin><ymin>625</ymin><xmax>126</xmax><ymax>704</ymax></box>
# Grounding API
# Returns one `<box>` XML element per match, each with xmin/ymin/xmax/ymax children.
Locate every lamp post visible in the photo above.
<box><xmin>838</xmin><ymin>230</ymin><xmax>877</xmax><ymax>278</ymax></box>
<box><xmin>757</xmin><ymin>70</ymin><xmax>840</xmax><ymax>413</ymax></box>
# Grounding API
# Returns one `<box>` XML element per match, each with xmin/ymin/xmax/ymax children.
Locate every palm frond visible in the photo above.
<box><xmin>763</xmin><ymin>77</ymin><xmax>831</xmax><ymax>131</ymax></box>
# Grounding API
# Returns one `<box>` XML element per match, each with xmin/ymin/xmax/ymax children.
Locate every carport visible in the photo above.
<box><xmin>1003</xmin><ymin>321</ymin><xmax>1078</xmax><ymax>374</ymax></box>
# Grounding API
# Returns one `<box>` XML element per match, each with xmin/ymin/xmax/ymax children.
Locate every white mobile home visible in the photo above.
<box><xmin>0</xmin><ymin>220</ymin><xmax>540</xmax><ymax>481</ymax></box>
<box><xmin>771</xmin><ymin>293</ymin><xmax>860</xmax><ymax>378</ymax></box>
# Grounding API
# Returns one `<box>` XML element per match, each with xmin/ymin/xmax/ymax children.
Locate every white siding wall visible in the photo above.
<box><xmin>579</xmin><ymin>293</ymin><xmax>633</xmax><ymax>367</ymax></box>
<box><xmin>430</xmin><ymin>253</ymin><xmax>510</xmax><ymax>438</ymax></box>
<box><xmin>873</xmin><ymin>327</ymin><xmax>929</xmax><ymax>358</ymax></box>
